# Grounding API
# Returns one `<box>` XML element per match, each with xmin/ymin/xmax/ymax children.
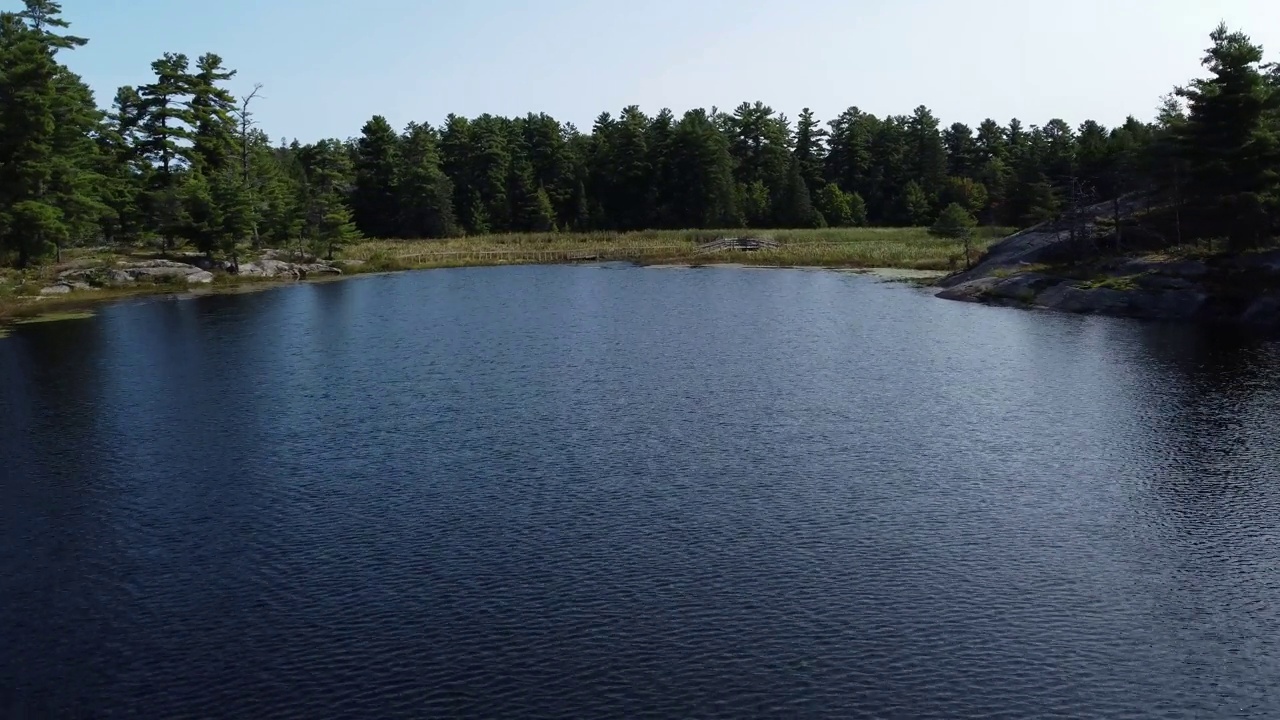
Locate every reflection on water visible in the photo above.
<box><xmin>3</xmin><ymin>265</ymin><xmax>1280</xmax><ymax>719</ymax></box>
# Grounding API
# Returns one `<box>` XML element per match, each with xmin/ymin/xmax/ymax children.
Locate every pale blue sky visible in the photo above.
<box><xmin>55</xmin><ymin>0</ymin><xmax>1280</xmax><ymax>141</ymax></box>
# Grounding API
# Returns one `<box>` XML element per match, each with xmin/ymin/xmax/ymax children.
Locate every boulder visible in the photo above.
<box><xmin>935</xmin><ymin>273</ymin><xmax>1067</xmax><ymax>307</ymax></box>
<box><xmin>115</xmin><ymin>260</ymin><xmax>214</xmax><ymax>284</ymax></box>
<box><xmin>239</xmin><ymin>259</ymin><xmax>299</xmax><ymax>278</ymax></box>
<box><xmin>236</xmin><ymin>259</ymin><xmax>340</xmax><ymax>278</ymax></box>
<box><xmin>935</xmin><ymin>277</ymin><xmax>1002</xmax><ymax>303</ymax></box>
<box><xmin>38</xmin><ymin>283</ymin><xmax>72</xmax><ymax>296</ymax></box>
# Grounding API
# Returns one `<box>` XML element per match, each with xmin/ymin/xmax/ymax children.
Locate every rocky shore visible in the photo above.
<box><xmin>934</xmin><ymin>202</ymin><xmax>1280</xmax><ymax>331</ymax></box>
<box><xmin>35</xmin><ymin>251</ymin><xmax>344</xmax><ymax>296</ymax></box>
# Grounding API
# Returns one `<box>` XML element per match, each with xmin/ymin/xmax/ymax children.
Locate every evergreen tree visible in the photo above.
<box><xmin>1075</xmin><ymin>120</ymin><xmax>1113</xmax><ymax>196</ymax></box>
<box><xmin>1177</xmin><ymin>23</ymin><xmax>1280</xmax><ymax>249</ymax></box>
<box><xmin>976</xmin><ymin>119</ymin><xmax>1008</xmax><ymax>163</ymax></box>
<box><xmin>794</xmin><ymin>107</ymin><xmax>827</xmax><ymax>191</ymax></box>
<box><xmin>725</xmin><ymin>101</ymin><xmax>792</xmax><ymax>223</ymax></box>
<box><xmin>906</xmin><ymin>105</ymin><xmax>947</xmax><ymax>207</ymax></box>
<box><xmin>469</xmin><ymin>115</ymin><xmax>512</xmax><ymax>232</ymax></box>
<box><xmin>825</xmin><ymin>107</ymin><xmax>874</xmax><ymax>202</ymax></box>
<box><xmin>646</xmin><ymin>108</ymin><xmax>678</xmax><ymax>228</ymax></box>
<box><xmin>138</xmin><ymin>52</ymin><xmax>195</xmax><ymax>250</ymax></box>
<box><xmin>188</xmin><ymin>53</ymin><xmax>237</xmax><ymax>174</ymax></box>
<box><xmin>508</xmin><ymin>154</ymin><xmax>555</xmax><ymax>232</ymax></box>
<box><xmin>773</xmin><ymin>157</ymin><xmax>824</xmax><ymax>228</ymax></box>
<box><xmin>670</xmin><ymin>108</ymin><xmax>738</xmax><ymax>228</ymax></box>
<box><xmin>943</xmin><ymin>122</ymin><xmax>979</xmax><ymax>179</ymax></box>
<box><xmin>16</xmin><ymin>0</ymin><xmax>84</xmax><ymax>50</ymax></box>
<box><xmin>0</xmin><ymin>8</ymin><xmax>100</xmax><ymax>265</ymax></box>
<box><xmin>439</xmin><ymin>114</ymin><xmax>479</xmax><ymax>233</ymax></box>
<box><xmin>396</xmin><ymin>122</ymin><xmax>456</xmax><ymax>238</ymax></box>
<box><xmin>930</xmin><ymin>202</ymin><xmax>977</xmax><ymax>239</ymax></box>
<box><xmin>352</xmin><ymin>115</ymin><xmax>401</xmax><ymax>238</ymax></box>
<box><xmin>98</xmin><ymin>86</ymin><xmax>150</xmax><ymax>243</ymax></box>
<box><xmin>930</xmin><ymin>202</ymin><xmax>978</xmax><ymax>268</ymax></box>
<box><xmin>298</xmin><ymin>139</ymin><xmax>359</xmax><ymax>258</ymax></box>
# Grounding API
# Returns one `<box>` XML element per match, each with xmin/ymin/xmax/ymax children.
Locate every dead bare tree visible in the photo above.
<box><xmin>235</xmin><ymin>84</ymin><xmax>265</xmax><ymax>257</ymax></box>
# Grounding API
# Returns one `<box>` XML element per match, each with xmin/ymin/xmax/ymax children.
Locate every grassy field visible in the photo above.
<box><xmin>0</xmin><ymin>226</ymin><xmax>1012</xmax><ymax>327</ymax></box>
<box><xmin>346</xmin><ymin>227</ymin><xmax>1010</xmax><ymax>273</ymax></box>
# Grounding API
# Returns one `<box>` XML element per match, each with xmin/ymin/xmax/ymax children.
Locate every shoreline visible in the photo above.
<box><xmin>0</xmin><ymin>258</ymin><xmax>947</xmax><ymax>335</ymax></box>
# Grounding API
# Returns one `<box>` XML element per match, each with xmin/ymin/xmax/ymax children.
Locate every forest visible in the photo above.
<box><xmin>2</xmin><ymin>0</ymin><xmax>1279</xmax><ymax>268</ymax></box>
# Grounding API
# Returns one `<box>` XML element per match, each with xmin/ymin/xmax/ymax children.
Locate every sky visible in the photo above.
<box><xmin>55</xmin><ymin>0</ymin><xmax>1280</xmax><ymax>142</ymax></box>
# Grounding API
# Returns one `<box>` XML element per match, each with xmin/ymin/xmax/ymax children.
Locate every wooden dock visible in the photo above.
<box><xmin>697</xmin><ymin>237</ymin><xmax>780</xmax><ymax>253</ymax></box>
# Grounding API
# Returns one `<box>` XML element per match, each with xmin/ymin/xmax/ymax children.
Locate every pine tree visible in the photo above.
<box><xmin>138</xmin><ymin>52</ymin><xmax>195</xmax><ymax>250</ymax></box>
<box><xmin>647</xmin><ymin>108</ymin><xmax>678</xmax><ymax>228</ymax></box>
<box><xmin>16</xmin><ymin>0</ymin><xmax>84</xmax><ymax>50</ymax></box>
<box><xmin>671</xmin><ymin>108</ymin><xmax>738</xmax><ymax>228</ymax></box>
<box><xmin>725</xmin><ymin>101</ymin><xmax>792</xmax><ymax>220</ymax></box>
<box><xmin>352</xmin><ymin>115</ymin><xmax>401</xmax><ymax>238</ymax></box>
<box><xmin>794</xmin><ymin>107</ymin><xmax>827</xmax><ymax>191</ymax></box>
<box><xmin>188</xmin><ymin>53</ymin><xmax>237</xmax><ymax>174</ymax></box>
<box><xmin>298</xmin><ymin>139</ymin><xmax>359</xmax><ymax>258</ymax></box>
<box><xmin>825</xmin><ymin>107</ymin><xmax>874</xmax><ymax>203</ymax></box>
<box><xmin>396</xmin><ymin>122</ymin><xmax>456</xmax><ymax>238</ymax></box>
<box><xmin>0</xmin><ymin>11</ymin><xmax>86</xmax><ymax>265</ymax></box>
<box><xmin>976</xmin><ymin>119</ymin><xmax>1008</xmax><ymax>163</ymax></box>
<box><xmin>1177</xmin><ymin>23</ymin><xmax>1280</xmax><ymax>249</ymax></box>
<box><xmin>98</xmin><ymin>86</ymin><xmax>150</xmax><ymax>243</ymax></box>
<box><xmin>773</xmin><ymin>157</ymin><xmax>824</xmax><ymax>228</ymax></box>
<box><xmin>259</xmin><ymin>143</ymin><xmax>303</xmax><ymax>248</ymax></box>
<box><xmin>930</xmin><ymin>202</ymin><xmax>979</xmax><ymax>268</ymax></box>
<box><xmin>508</xmin><ymin>155</ymin><xmax>555</xmax><ymax>232</ymax></box>
<box><xmin>943</xmin><ymin>122</ymin><xmax>979</xmax><ymax>179</ymax></box>
<box><xmin>930</xmin><ymin>202</ymin><xmax>977</xmax><ymax>237</ymax></box>
<box><xmin>469</xmin><ymin>115</ymin><xmax>512</xmax><ymax>232</ymax></box>
<box><xmin>906</xmin><ymin>105</ymin><xmax>947</xmax><ymax>207</ymax></box>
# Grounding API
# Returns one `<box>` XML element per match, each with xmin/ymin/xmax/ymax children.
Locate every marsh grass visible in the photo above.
<box><xmin>348</xmin><ymin>227</ymin><xmax>1010</xmax><ymax>273</ymax></box>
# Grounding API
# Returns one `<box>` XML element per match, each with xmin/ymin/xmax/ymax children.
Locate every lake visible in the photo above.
<box><xmin>3</xmin><ymin>264</ymin><xmax>1280</xmax><ymax>718</ymax></box>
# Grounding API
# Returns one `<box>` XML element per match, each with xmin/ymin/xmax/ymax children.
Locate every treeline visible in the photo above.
<box><xmin>2</xmin><ymin>1</ymin><xmax>1279</xmax><ymax>266</ymax></box>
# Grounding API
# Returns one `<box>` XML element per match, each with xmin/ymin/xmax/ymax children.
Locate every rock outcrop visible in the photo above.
<box><xmin>120</xmin><ymin>260</ymin><xmax>216</xmax><ymax>284</ymax></box>
<box><xmin>936</xmin><ymin>224</ymin><xmax>1280</xmax><ymax>329</ymax></box>
<box><xmin>235</xmin><ymin>258</ymin><xmax>341</xmax><ymax>279</ymax></box>
<box><xmin>51</xmin><ymin>253</ymin><xmax>342</xmax><ymax>289</ymax></box>
<box><xmin>933</xmin><ymin>196</ymin><xmax>1280</xmax><ymax>328</ymax></box>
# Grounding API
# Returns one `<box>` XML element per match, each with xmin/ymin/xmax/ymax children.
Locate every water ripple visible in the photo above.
<box><xmin>3</xmin><ymin>265</ymin><xmax>1280</xmax><ymax>718</ymax></box>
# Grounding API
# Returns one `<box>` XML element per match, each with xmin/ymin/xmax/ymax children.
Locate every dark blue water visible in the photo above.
<box><xmin>3</xmin><ymin>264</ymin><xmax>1280</xmax><ymax>718</ymax></box>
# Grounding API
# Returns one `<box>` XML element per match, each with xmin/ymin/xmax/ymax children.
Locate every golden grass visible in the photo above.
<box><xmin>347</xmin><ymin>227</ymin><xmax>1008</xmax><ymax>273</ymax></box>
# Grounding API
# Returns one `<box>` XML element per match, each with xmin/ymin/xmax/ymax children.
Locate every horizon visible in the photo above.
<box><xmin>40</xmin><ymin>0</ymin><xmax>1280</xmax><ymax>141</ymax></box>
